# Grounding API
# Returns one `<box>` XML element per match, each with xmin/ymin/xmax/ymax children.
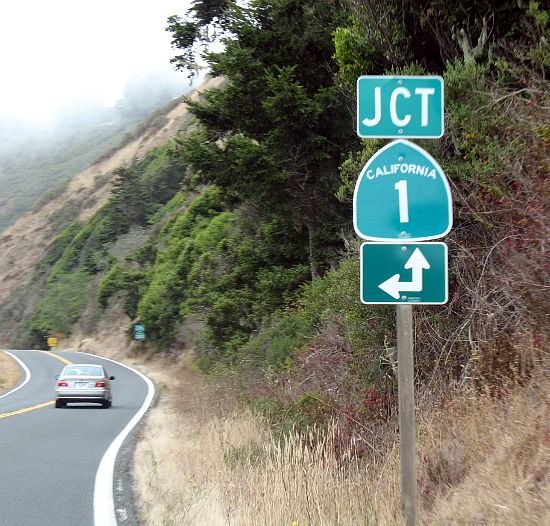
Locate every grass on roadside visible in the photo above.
<box><xmin>134</xmin><ymin>353</ymin><xmax>550</xmax><ymax>526</ymax></box>
<box><xmin>134</xmin><ymin>357</ymin><xmax>399</xmax><ymax>525</ymax></box>
<box><xmin>0</xmin><ymin>351</ymin><xmax>20</xmax><ymax>394</ymax></box>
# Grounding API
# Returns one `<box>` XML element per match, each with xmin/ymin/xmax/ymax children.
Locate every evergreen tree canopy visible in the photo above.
<box><xmin>169</xmin><ymin>0</ymin><xmax>356</xmax><ymax>278</ymax></box>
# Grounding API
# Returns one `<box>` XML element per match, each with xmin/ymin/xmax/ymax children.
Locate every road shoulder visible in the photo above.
<box><xmin>0</xmin><ymin>351</ymin><xmax>21</xmax><ymax>394</ymax></box>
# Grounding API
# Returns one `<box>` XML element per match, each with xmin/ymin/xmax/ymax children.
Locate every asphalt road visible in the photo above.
<box><xmin>0</xmin><ymin>349</ymin><xmax>154</xmax><ymax>526</ymax></box>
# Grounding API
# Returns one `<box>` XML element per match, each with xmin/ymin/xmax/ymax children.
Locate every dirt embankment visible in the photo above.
<box><xmin>0</xmin><ymin>76</ymin><xmax>225</xmax><ymax>346</ymax></box>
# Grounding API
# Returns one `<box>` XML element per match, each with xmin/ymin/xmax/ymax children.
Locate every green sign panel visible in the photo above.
<box><xmin>353</xmin><ymin>140</ymin><xmax>452</xmax><ymax>241</ymax></box>
<box><xmin>134</xmin><ymin>324</ymin><xmax>146</xmax><ymax>341</ymax></box>
<box><xmin>361</xmin><ymin>243</ymin><xmax>448</xmax><ymax>304</ymax></box>
<box><xmin>357</xmin><ymin>75</ymin><xmax>444</xmax><ymax>138</ymax></box>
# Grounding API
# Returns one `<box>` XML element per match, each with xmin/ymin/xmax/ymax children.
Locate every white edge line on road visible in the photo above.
<box><xmin>0</xmin><ymin>351</ymin><xmax>31</xmax><ymax>400</ymax></box>
<box><xmin>77</xmin><ymin>353</ymin><xmax>155</xmax><ymax>526</ymax></box>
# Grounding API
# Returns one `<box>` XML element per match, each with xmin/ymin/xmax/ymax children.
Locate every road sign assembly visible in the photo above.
<box><xmin>354</xmin><ymin>74</ymin><xmax>450</xmax><ymax>526</ymax></box>
<box><xmin>360</xmin><ymin>242</ymin><xmax>448</xmax><ymax>304</ymax></box>
<box><xmin>357</xmin><ymin>75</ymin><xmax>444</xmax><ymax>138</ymax></box>
<box><xmin>354</xmin><ymin>139</ymin><xmax>452</xmax><ymax>241</ymax></box>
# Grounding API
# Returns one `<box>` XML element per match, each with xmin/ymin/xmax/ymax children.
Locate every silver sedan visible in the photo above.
<box><xmin>55</xmin><ymin>364</ymin><xmax>114</xmax><ymax>408</ymax></box>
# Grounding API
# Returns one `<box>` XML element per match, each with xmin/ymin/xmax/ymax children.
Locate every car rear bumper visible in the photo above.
<box><xmin>56</xmin><ymin>388</ymin><xmax>110</xmax><ymax>401</ymax></box>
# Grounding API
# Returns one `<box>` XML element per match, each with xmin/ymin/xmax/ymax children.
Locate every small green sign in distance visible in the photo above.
<box><xmin>354</xmin><ymin>139</ymin><xmax>452</xmax><ymax>241</ymax></box>
<box><xmin>357</xmin><ymin>75</ymin><xmax>444</xmax><ymax>138</ymax></box>
<box><xmin>134</xmin><ymin>324</ymin><xmax>146</xmax><ymax>341</ymax></box>
<box><xmin>361</xmin><ymin>242</ymin><xmax>448</xmax><ymax>304</ymax></box>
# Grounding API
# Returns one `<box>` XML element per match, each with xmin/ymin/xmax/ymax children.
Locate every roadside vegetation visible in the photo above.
<box><xmin>134</xmin><ymin>353</ymin><xmax>550</xmax><ymax>525</ymax></box>
<box><xmin>10</xmin><ymin>0</ymin><xmax>550</xmax><ymax>523</ymax></box>
<box><xmin>0</xmin><ymin>352</ymin><xmax>20</xmax><ymax>394</ymax></box>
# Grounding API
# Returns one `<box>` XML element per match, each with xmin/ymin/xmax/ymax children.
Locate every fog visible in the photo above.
<box><xmin>0</xmin><ymin>0</ymin><xmax>205</xmax><ymax>232</ymax></box>
<box><xmin>0</xmin><ymin>66</ymin><xmax>204</xmax><ymax>233</ymax></box>
<box><xmin>0</xmin><ymin>0</ymin><xmax>192</xmax><ymax>125</ymax></box>
<box><xmin>0</xmin><ymin>67</ymin><xmax>202</xmax><ymax>155</ymax></box>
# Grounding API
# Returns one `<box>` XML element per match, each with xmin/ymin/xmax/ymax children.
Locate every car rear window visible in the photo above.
<box><xmin>62</xmin><ymin>365</ymin><xmax>103</xmax><ymax>377</ymax></box>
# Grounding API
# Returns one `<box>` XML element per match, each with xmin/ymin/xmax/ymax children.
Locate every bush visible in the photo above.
<box><xmin>98</xmin><ymin>264</ymin><xmax>147</xmax><ymax>318</ymax></box>
<box><xmin>30</xmin><ymin>271</ymin><xmax>92</xmax><ymax>346</ymax></box>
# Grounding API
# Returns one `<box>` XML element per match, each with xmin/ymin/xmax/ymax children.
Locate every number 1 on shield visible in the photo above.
<box><xmin>395</xmin><ymin>180</ymin><xmax>409</xmax><ymax>223</ymax></box>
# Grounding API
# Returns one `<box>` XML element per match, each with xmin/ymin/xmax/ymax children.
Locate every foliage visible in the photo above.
<box><xmin>137</xmin><ymin>189</ymin><xmax>232</xmax><ymax>345</ymax></box>
<box><xmin>18</xmin><ymin>0</ymin><xmax>550</xmax><ymax>439</ymax></box>
<box><xmin>136</xmin><ymin>186</ymin><xmax>310</xmax><ymax>353</ymax></box>
<box><xmin>170</xmin><ymin>0</ymin><xmax>357</xmax><ymax>279</ymax></box>
<box><xmin>24</xmin><ymin>142</ymin><xmax>190</xmax><ymax>346</ymax></box>
<box><xmin>30</xmin><ymin>271</ymin><xmax>92</xmax><ymax>348</ymax></box>
<box><xmin>98</xmin><ymin>264</ymin><xmax>147</xmax><ymax>318</ymax></box>
<box><xmin>167</xmin><ymin>0</ymin><xmax>232</xmax><ymax>74</ymax></box>
<box><xmin>334</xmin><ymin>0</ymin><xmax>528</xmax><ymax>86</ymax></box>
<box><xmin>237</xmin><ymin>258</ymin><xmax>393</xmax><ymax>372</ymax></box>
<box><xmin>33</xmin><ymin>221</ymin><xmax>83</xmax><ymax>280</ymax></box>
<box><xmin>332</xmin><ymin>3</ymin><xmax>550</xmax><ymax>391</ymax></box>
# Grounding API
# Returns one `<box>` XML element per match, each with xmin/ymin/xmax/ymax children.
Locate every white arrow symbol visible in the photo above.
<box><xmin>378</xmin><ymin>248</ymin><xmax>431</xmax><ymax>299</ymax></box>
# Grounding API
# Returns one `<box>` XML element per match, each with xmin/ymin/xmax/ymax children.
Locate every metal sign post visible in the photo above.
<box><xmin>397</xmin><ymin>304</ymin><xmax>416</xmax><ymax>526</ymax></box>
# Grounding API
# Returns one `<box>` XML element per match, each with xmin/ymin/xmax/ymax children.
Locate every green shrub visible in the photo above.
<box><xmin>98</xmin><ymin>264</ymin><xmax>147</xmax><ymax>317</ymax></box>
<box><xmin>30</xmin><ymin>271</ymin><xmax>92</xmax><ymax>346</ymax></box>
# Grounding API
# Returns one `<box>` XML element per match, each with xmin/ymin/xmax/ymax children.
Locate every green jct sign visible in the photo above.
<box><xmin>360</xmin><ymin>242</ymin><xmax>448</xmax><ymax>304</ymax></box>
<box><xmin>353</xmin><ymin>140</ymin><xmax>452</xmax><ymax>241</ymax></box>
<box><xmin>357</xmin><ymin>76</ymin><xmax>444</xmax><ymax>138</ymax></box>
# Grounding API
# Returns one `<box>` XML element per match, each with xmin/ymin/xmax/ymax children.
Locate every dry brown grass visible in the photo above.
<box><xmin>0</xmin><ymin>350</ymin><xmax>20</xmax><ymax>394</ymax></box>
<box><xmin>134</xmin><ymin>356</ymin><xmax>401</xmax><ymax>525</ymax></box>
<box><xmin>133</xmin><ymin>352</ymin><xmax>550</xmax><ymax>526</ymax></box>
<box><xmin>418</xmin><ymin>372</ymin><xmax>550</xmax><ymax>525</ymax></box>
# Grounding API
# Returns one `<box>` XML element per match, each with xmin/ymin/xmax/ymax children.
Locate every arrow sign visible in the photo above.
<box><xmin>378</xmin><ymin>248</ymin><xmax>430</xmax><ymax>299</ymax></box>
<box><xmin>361</xmin><ymin>242</ymin><xmax>448</xmax><ymax>304</ymax></box>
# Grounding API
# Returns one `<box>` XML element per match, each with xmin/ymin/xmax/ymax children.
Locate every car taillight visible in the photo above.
<box><xmin>57</xmin><ymin>381</ymin><xmax>68</xmax><ymax>387</ymax></box>
<box><xmin>95</xmin><ymin>381</ymin><xmax>106</xmax><ymax>387</ymax></box>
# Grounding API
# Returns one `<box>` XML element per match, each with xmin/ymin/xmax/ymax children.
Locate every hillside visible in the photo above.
<box><xmin>0</xmin><ymin>75</ymin><xmax>225</xmax><ymax>345</ymax></box>
<box><xmin>0</xmin><ymin>70</ymin><xmax>203</xmax><ymax>233</ymax></box>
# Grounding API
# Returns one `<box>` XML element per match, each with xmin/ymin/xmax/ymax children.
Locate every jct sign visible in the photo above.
<box><xmin>357</xmin><ymin>76</ymin><xmax>444</xmax><ymax>138</ymax></box>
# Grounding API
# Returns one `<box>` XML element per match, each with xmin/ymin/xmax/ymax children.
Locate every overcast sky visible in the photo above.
<box><xmin>0</xmin><ymin>0</ymin><xmax>191</xmax><ymax>126</ymax></box>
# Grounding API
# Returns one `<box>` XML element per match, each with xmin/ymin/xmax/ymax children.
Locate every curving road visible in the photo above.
<box><xmin>0</xmin><ymin>349</ymin><xmax>154</xmax><ymax>526</ymax></box>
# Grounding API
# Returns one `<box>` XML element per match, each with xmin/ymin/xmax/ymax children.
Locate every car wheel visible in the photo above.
<box><xmin>55</xmin><ymin>400</ymin><xmax>65</xmax><ymax>408</ymax></box>
<box><xmin>102</xmin><ymin>400</ymin><xmax>112</xmax><ymax>408</ymax></box>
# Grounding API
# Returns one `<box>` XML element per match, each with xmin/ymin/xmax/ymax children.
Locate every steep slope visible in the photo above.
<box><xmin>0</xmin><ymin>76</ymin><xmax>225</xmax><ymax>345</ymax></box>
<box><xmin>0</xmin><ymin>69</ymin><xmax>200</xmax><ymax>233</ymax></box>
